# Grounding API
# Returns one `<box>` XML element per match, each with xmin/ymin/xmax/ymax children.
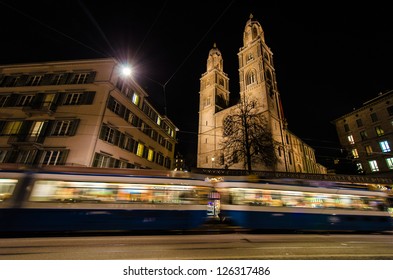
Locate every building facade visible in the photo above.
<box><xmin>197</xmin><ymin>14</ymin><xmax>326</xmax><ymax>174</ymax></box>
<box><xmin>0</xmin><ymin>58</ymin><xmax>177</xmax><ymax>169</ymax></box>
<box><xmin>332</xmin><ymin>89</ymin><xmax>393</xmax><ymax>176</ymax></box>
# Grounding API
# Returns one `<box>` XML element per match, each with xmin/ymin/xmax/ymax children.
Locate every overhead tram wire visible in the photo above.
<box><xmin>136</xmin><ymin>0</ymin><xmax>236</xmax><ymax>117</ymax></box>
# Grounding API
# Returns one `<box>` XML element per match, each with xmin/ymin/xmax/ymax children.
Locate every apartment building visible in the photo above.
<box><xmin>0</xmin><ymin>58</ymin><xmax>177</xmax><ymax>169</ymax></box>
<box><xmin>332</xmin><ymin>90</ymin><xmax>393</xmax><ymax>176</ymax></box>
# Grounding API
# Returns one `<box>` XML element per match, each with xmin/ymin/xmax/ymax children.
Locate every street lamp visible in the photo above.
<box><xmin>211</xmin><ymin>157</ymin><xmax>215</xmax><ymax>168</ymax></box>
<box><xmin>121</xmin><ymin>66</ymin><xmax>132</xmax><ymax>77</ymax></box>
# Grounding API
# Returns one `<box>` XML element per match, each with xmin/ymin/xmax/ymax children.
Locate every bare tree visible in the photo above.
<box><xmin>220</xmin><ymin>96</ymin><xmax>279</xmax><ymax>172</ymax></box>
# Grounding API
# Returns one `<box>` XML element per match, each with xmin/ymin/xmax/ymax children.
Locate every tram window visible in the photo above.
<box><xmin>0</xmin><ymin>178</ymin><xmax>17</xmax><ymax>202</ymax></box>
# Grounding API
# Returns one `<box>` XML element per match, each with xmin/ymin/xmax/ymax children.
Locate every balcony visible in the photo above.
<box><xmin>8</xmin><ymin>134</ymin><xmax>45</xmax><ymax>147</ymax></box>
<box><xmin>22</xmin><ymin>101</ymin><xmax>57</xmax><ymax>116</ymax></box>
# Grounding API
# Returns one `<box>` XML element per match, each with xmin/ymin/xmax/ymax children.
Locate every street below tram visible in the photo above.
<box><xmin>1</xmin><ymin>230</ymin><xmax>393</xmax><ymax>260</ymax></box>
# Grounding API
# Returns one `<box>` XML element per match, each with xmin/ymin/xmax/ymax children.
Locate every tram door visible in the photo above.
<box><xmin>207</xmin><ymin>191</ymin><xmax>220</xmax><ymax>216</ymax></box>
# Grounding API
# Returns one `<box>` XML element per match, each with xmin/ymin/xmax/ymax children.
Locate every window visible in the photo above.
<box><xmin>16</xmin><ymin>150</ymin><xmax>35</xmax><ymax>164</ymax></box>
<box><xmin>132</xmin><ymin>92</ymin><xmax>140</xmax><ymax>106</ymax></box>
<box><xmin>136</xmin><ymin>143</ymin><xmax>144</xmax><ymax>157</ymax></box>
<box><xmin>2</xmin><ymin>121</ymin><xmax>22</xmax><ymax>135</ymax></box>
<box><xmin>387</xmin><ymin>105</ymin><xmax>393</xmax><ymax>116</ymax></box>
<box><xmin>70</xmin><ymin>73</ymin><xmax>88</xmax><ymax>84</ymax></box>
<box><xmin>347</xmin><ymin>135</ymin><xmax>355</xmax><ymax>145</ymax></box>
<box><xmin>147</xmin><ymin>149</ymin><xmax>154</xmax><ymax>161</ymax></box>
<box><xmin>51</xmin><ymin>120</ymin><xmax>79</xmax><ymax>136</ymax></box>
<box><xmin>365</xmin><ymin>145</ymin><xmax>373</xmax><ymax>156</ymax></box>
<box><xmin>246</xmin><ymin>70</ymin><xmax>256</xmax><ymax>85</ymax></box>
<box><xmin>0</xmin><ymin>95</ymin><xmax>9</xmax><ymax>107</ymax></box>
<box><xmin>360</xmin><ymin>130</ymin><xmax>368</xmax><ymax>140</ymax></box>
<box><xmin>368</xmin><ymin>160</ymin><xmax>379</xmax><ymax>172</ymax></box>
<box><xmin>386</xmin><ymin>158</ymin><xmax>393</xmax><ymax>169</ymax></box>
<box><xmin>379</xmin><ymin>141</ymin><xmax>391</xmax><ymax>152</ymax></box>
<box><xmin>356</xmin><ymin>119</ymin><xmax>363</xmax><ymax>127</ymax></box>
<box><xmin>219</xmin><ymin>78</ymin><xmax>224</xmax><ymax>86</ymax></box>
<box><xmin>344</xmin><ymin>124</ymin><xmax>350</xmax><ymax>132</ymax></box>
<box><xmin>26</xmin><ymin>75</ymin><xmax>42</xmax><ymax>86</ymax></box>
<box><xmin>63</xmin><ymin>91</ymin><xmax>95</xmax><ymax>105</ymax></box>
<box><xmin>0</xmin><ymin>150</ymin><xmax>8</xmax><ymax>163</ymax></box>
<box><xmin>16</xmin><ymin>95</ymin><xmax>34</xmax><ymax>106</ymax></box>
<box><xmin>52</xmin><ymin>74</ymin><xmax>63</xmax><ymax>85</ymax></box>
<box><xmin>41</xmin><ymin>150</ymin><xmax>68</xmax><ymax>165</ymax></box>
<box><xmin>112</xmin><ymin>99</ymin><xmax>121</xmax><ymax>114</ymax></box>
<box><xmin>223</xmin><ymin>116</ymin><xmax>233</xmax><ymax>136</ymax></box>
<box><xmin>370</xmin><ymin>112</ymin><xmax>378</xmax><ymax>122</ymax></box>
<box><xmin>63</xmin><ymin>93</ymin><xmax>82</xmax><ymax>105</ymax></box>
<box><xmin>375</xmin><ymin>126</ymin><xmax>384</xmax><ymax>137</ymax></box>
<box><xmin>356</xmin><ymin>162</ymin><xmax>363</xmax><ymax>173</ymax></box>
<box><xmin>93</xmin><ymin>153</ymin><xmax>112</xmax><ymax>168</ymax></box>
<box><xmin>351</xmin><ymin>149</ymin><xmax>359</xmax><ymax>159</ymax></box>
<box><xmin>30</xmin><ymin>121</ymin><xmax>45</xmax><ymax>137</ymax></box>
<box><xmin>104</xmin><ymin>126</ymin><xmax>115</xmax><ymax>143</ymax></box>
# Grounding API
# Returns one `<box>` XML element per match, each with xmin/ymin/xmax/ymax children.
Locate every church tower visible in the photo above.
<box><xmin>197</xmin><ymin>43</ymin><xmax>230</xmax><ymax>168</ymax></box>
<box><xmin>238</xmin><ymin>14</ymin><xmax>289</xmax><ymax>171</ymax></box>
<box><xmin>197</xmin><ymin>14</ymin><xmax>327</xmax><ymax>174</ymax></box>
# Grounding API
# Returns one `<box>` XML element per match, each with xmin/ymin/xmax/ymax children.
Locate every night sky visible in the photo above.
<box><xmin>1</xmin><ymin>0</ymin><xmax>393</xmax><ymax>169</ymax></box>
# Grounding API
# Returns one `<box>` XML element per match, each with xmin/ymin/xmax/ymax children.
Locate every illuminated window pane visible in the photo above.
<box><xmin>136</xmin><ymin>143</ymin><xmax>144</xmax><ymax>157</ymax></box>
<box><xmin>365</xmin><ymin>145</ymin><xmax>373</xmax><ymax>156</ymax></box>
<box><xmin>379</xmin><ymin>141</ymin><xmax>391</xmax><ymax>152</ymax></box>
<box><xmin>375</xmin><ymin>126</ymin><xmax>384</xmax><ymax>136</ymax></box>
<box><xmin>351</xmin><ymin>149</ymin><xmax>359</xmax><ymax>159</ymax></box>
<box><xmin>132</xmin><ymin>93</ymin><xmax>140</xmax><ymax>106</ymax></box>
<box><xmin>147</xmin><ymin>149</ymin><xmax>154</xmax><ymax>161</ymax></box>
<box><xmin>368</xmin><ymin>160</ymin><xmax>379</xmax><ymax>172</ymax></box>
<box><xmin>386</xmin><ymin>158</ymin><xmax>393</xmax><ymax>169</ymax></box>
<box><xmin>3</xmin><ymin>121</ymin><xmax>22</xmax><ymax>135</ymax></box>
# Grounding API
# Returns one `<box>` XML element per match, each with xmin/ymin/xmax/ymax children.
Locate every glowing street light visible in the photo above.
<box><xmin>121</xmin><ymin>66</ymin><xmax>132</xmax><ymax>77</ymax></box>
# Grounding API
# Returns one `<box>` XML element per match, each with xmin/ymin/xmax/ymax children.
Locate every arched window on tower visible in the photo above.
<box><xmin>219</xmin><ymin>78</ymin><xmax>224</xmax><ymax>87</ymax></box>
<box><xmin>252</xmin><ymin>27</ymin><xmax>258</xmax><ymax>39</ymax></box>
<box><xmin>247</xmin><ymin>53</ymin><xmax>254</xmax><ymax>62</ymax></box>
<box><xmin>246</xmin><ymin>70</ymin><xmax>256</xmax><ymax>86</ymax></box>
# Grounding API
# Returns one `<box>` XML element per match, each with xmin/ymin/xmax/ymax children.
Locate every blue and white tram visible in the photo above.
<box><xmin>0</xmin><ymin>166</ymin><xmax>214</xmax><ymax>233</ymax></box>
<box><xmin>215</xmin><ymin>179</ymin><xmax>393</xmax><ymax>232</ymax></box>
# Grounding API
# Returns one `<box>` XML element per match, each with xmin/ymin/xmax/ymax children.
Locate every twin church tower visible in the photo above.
<box><xmin>197</xmin><ymin>14</ymin><xmax>326</xmax><ymax>174</ymax></box>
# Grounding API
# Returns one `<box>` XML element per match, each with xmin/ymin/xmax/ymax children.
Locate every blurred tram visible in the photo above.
<box><xmin>215</xmin><ymin>177</ymin><xmax>393</xmax><ymax>232</ymax></box>
<box><xmin>0</xmin><ymin>165</ymin><xmax>214</xmax><ymax>233</ymax></box>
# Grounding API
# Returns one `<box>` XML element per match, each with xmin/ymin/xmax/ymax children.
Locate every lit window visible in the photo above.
<box><xmin>147</xmin><ymin>149</ymin><xmax>154</xmax><ymax>161</ymax></box>
<box><xmin>347</xmin><ymin>135</ymin><xmax>355</xmax><ymax>144</ymax></box>
<box><xmin>136</xmin><ymin>143</ymin><xmax>144</xmax><ymax>157</ymax></box>
<box><xmin>379</xmin><ymin>141</ymin><xmax>391</xmax><ymax>152</ymax></box>
<box><xmin>386</xmin><ymin>158</ymin><xmax>393</xmax><ymax>169</ymax></box>
<box><xmin>368</xmin><ymin>160</ymin><xmax>379</xmax><ymax>172</ymax></box>
<box><xmin>356</xmin><ymin>162</ymin><xmax>363</xmax><ymax>172</ymax></box>
<box><xmin>30</xmin><ymin>121</ymin><xmax>45</xmax><ymax>137</ymax></box>
<box><xmin>132</xmin><ymin>93</ymin><xmax>140</xmax><ymax>106</ymax></box>
<box><xmin>365</xmin><ymin>145</ymin><xmax>373</xmax><ymax>156</ymax></box>
<box><xmin>375</xmin><ymin>126</ymin><xmax>384</xmax><ymax>136</ymax></box>
<box><xmin>351</xmin><ymin>149</ymin><xmax>359</xmax><ymax>159</ymax></box>
<box><xmin>2</xmin><ymin>121</ymin><xmax>22</xmax><ymax>135</ymax></box>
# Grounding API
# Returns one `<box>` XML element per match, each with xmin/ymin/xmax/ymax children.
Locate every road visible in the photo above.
<box><xmin>1</xmin><ymin>230</ymin><xmax>393</xmax><ymax>260</ymax></box>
